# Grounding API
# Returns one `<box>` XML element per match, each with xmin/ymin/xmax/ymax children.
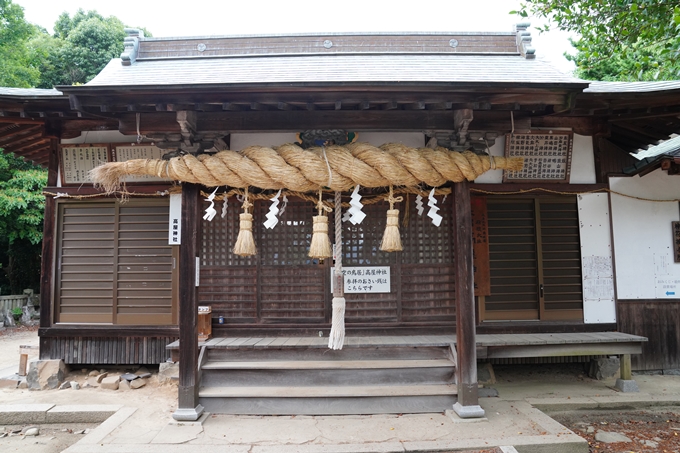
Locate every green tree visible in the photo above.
<box><xmin>0</xmin><ymin>0</ymin><xmax>40</xmax><ymax>87</ymax></box>
<box><xmin>0</xmin><ymin>151</ymin><xmax>47</xmax><ymax>294</ymax></box>
<box><xmin>515</xmin><ymin>1</ymin><xmax>680</xmax><ymax>80</ymax></box>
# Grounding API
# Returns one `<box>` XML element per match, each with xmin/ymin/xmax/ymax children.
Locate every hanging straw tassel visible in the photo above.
<box><xmin>329</xmin><ymin>190</ymin><xmax>345</xmax><ymax>350</ymax></box>
<box><xmin>308</xmin><ymin>189</ymin><xmax>332</xmax><ymax>259</ymax></box>
<box><xmin>233</xmin><ymin>187</ymin><xmax>257</xmax><ymax>256</ymax></box>
<box><xmin>380</xmin><ymin>186</ymin><xmax>404</xmax><ymax>252</ymax></box>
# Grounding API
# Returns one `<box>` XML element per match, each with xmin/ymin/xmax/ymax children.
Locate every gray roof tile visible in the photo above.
<box><xmin>86</xmin><ymin>54</ymin><xmax>584</xmax><ymax>87</ymax></box>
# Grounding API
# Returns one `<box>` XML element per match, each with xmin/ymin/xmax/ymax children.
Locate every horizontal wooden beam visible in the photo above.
<box><xmin>531</xmin><ymin>116</ymin><xmax>609</xmax><ymax>136</ymax></box>
<box><xmin>118</xmin><ymin>110</ymin><xmax>531</xmax><ymax>134</ymax></box>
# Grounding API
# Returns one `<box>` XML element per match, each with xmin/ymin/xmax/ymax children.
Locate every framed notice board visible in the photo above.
<box><xmin>60</xmin><ymin>144</ymin><xmax>110</xmax><ymax>185</ymax></box>
<box><xmin>111</xmin><ymin>144</ymin><xmax>168</xmax><ymax>183</ymax></box>
<box><xmin>503</xmin><ymin>131</ymin><xmax>573</xmax><ymax>183</ymax></box>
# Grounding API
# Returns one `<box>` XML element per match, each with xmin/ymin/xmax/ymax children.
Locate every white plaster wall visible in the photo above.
<box><xmin>578</xmin><ymin>193</ymin><xmax>616</xmax><ymax>323</ymax></box>
<box><xmin>474</xmin><ymin>133</ymin><xmax>596</xmax><ymax>184</ymax></box>
<box><xmin>610</xmin><ymin>169</ymin><xmax>680</xmax><ymax>299</ymax></box>
<box><xmin>569</xmin><ymin>134</ymin><xmax>596</xmax><ymax>184</ymax></box>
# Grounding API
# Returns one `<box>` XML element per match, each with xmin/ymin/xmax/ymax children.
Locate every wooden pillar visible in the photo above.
<box><xmin>172</xmin><ymin>183</ymin><xmax>204</xmax><ymax>421</ymax></box>
<box><xmin>39</xmin><ymin>138</ymin><xmax>59</xmax><ymax>360</ymax></box>
<box><xmin>452</xmin><ymin>180</ymin><xmax>485</xmax><ymax>418</ymax></box>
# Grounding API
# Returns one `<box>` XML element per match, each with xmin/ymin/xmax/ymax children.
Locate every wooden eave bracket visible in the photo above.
<box><xmin>454</xmin><ymin>109</ymin><xmax>474</xmax><ymax>146</ymax></box>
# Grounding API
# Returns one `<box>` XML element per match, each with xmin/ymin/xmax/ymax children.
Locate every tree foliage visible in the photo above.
<box><xmin>0</xmin><ymin>0</ymin><xmax>39</xmax><ymax>87</ymax></box>
<box><xmin>0</xmin><ymin>150</ymin><xmax>47</xmax><ymax>294</ymax></box>
<box><xmin>1</xmin><ymin>2</ymin><xmax>151</xmax><ymax>88</ymax></box>
<box><xmin>515</xmin><ymin>1</ymin><xmax>680</xmax><ymax>80</ymax></box>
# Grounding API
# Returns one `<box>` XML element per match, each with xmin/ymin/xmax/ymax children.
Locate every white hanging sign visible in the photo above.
<box><xmin>168</xmin><ymin>193</ymin><xmax>182</xmax><ymax>245</ymax></box>
<box><xmin>330</xmin><ymin>266</ymin><xmax>390</xmax><ymax>293</ymax></box>
<box><xmin>263</xmin><ymin>189</ymin><xmax>282</xmax><ymax>229</ymax></box>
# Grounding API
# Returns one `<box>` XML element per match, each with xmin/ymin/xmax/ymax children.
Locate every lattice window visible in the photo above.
<box><xmin>401</xmin><ymin>193</ymin><xmax>453</xmax><ymax>264</ymax></box>
<box><xmin>202</xmin><ymin>198</ymin><xmax>257</xmax><ymax>267</ymax></box>
<box><xmin>259</xmin><ymin>197</ymin><xmax>317</xmax><ymax>266</ymax></box>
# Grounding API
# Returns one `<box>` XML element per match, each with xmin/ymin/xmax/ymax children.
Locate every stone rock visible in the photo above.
<box><xmin>663</xmin><ymin>369</ymin><xmax>680</xmax><ymax>376</ymax></box>
<box><xmin>18</xmin><ymin>378</ymin><xmax>27</xmax><ymax>389</ymax></box>
<box><xmin>642</xmin><ymin>440</ymin><xmax>658</xmax><ymax>448</ymax></box>
<box><xmin>87</xmin><ymin>370</ymin><xmax>98</xmax><ymax>377</ymax></box>
<box><xmin>0</xmin><ymin>377</ymin><xmax>19</xmax><ymax>388</ymax></box>
<box><xmin>136</xmin><ymin>372</ymin><xmax>152</xmax><ymax>379</ymax></box>
<box><xmin>135</xmin><ymin>367</ymin><xmax>150</xmax><ymax>376</ymax></box>
<box><xmin>615</xmin><ymin>378</ymin><xmax>640</xmax><ymax>393</ymax></box>
<box><xmin>24</xmin><ymin>427</ymin><xmax>39</xmax><ymax>437</ymax></box>
<box><xmin>119</xmin><ymin>379</ymin><xmax>130</xmax><ymax>390</ymax></box>
<box><xmin>20</xmin><ymin>305</ymin><xmax>37</xmax><ymax>324</ymax></box>
<box><xmin>586</xmin><ymin>426</ymin><xmax>595</xmax><ymax>433</ymax></box>
<box><xmin>86</xmin><ymin>377</ymin><xmax>99</xmax><ymax>387</ymax></box>
<box><xmin>100</xmin><ymin>375</ymin><xmax>120</xmax><ymax>390</ymax></box>
<box><xmin>59</xmin><ymin>381</ymin><xmax>71</xmax><ymax>390</ymax></box>
<box><xmin>95</xmin><ymin>372</ymin><xmax>108</xmax><ymax>383</ymax></box>
<box><xmin>2</xmin><ymin>308</ymin><xmax>16</xmax><ymax>327</ymax></box>
<box><xmin>121</xmin><ymin>373</ymin><xmax>138</xmax><ymax>381</ymax></box>
<box><xmin>130</xmin><ymin>378</ymin><xmax>147</xmax><ymax>389</ymax></box>
<box><xmin>158</xmin><ymin>362</ymin><xmax>179</xmax><ymax>384</ymax></box>
<box><xmin>595</xmin><ymin>431</ymin><xmax>631</xmax><ymax>443</ymax></box>
<box><xmin>477</xmin><ymin>362</ymin><xmax>496</xmax><ymax>385</ymax></box>
<box><xmin>27</xmin><ymin>360</ymin><xmax>66</xmax><ymax>390</ymax></box>
<box><xmin>21</xmin><ymin>425</ymin><xmax>39</xmax><ymax>433</ymax></box>
<box><xmin>70</xmin><ymin>381</ymin><xmax>80</xmax><ymax>390</ymax></box>
<box><xmin>589</xmin><ymin>357</ymin><xmax>620</xmax><ymax>380</ymax></box>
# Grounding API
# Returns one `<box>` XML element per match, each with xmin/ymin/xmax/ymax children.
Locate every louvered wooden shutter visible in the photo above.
<box><xmin>483</xmin><ymin>197</ymin><xmax>583</xmax><ymax>321</ymax></box>
<box><xmin>56</xmin><ymin>201</ymin><xmax>175</xmax><ymax>325</ymax></box>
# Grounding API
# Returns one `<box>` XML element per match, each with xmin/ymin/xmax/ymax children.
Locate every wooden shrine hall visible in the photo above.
<box><xmin>5</xmin><ymin>25</ymin><xmax>679</xmax><ymax>420</ymax></box>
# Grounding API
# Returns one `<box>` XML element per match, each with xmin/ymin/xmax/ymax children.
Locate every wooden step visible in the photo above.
<box><xmin>202</xmin><ymin>359</ymin><xmax>454</xmax><ymax>370</ymax></box>
<box><xmin>199</xmin><ymin>384</ymin><xmax>457</xmax><ymax>398</ymax></box>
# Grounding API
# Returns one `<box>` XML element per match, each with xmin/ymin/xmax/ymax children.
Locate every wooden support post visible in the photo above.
<box><xmin>39</xmin><ymin>138</ymin><xmax>59</xmax><ymax>360</ymax></box>
<box><xmin>18</xmin><ymin>354</ymin><xmax>28</xmax><ymax>376</ymax></box>
<box><xmin>620</xmin><ymin>354</ymin><xmax>632</xmax><ymax>381</ymax></box>
<box><xmin>173</xmin><ymin>183</ymin><xmax>204</xmax><ymax>421</ymax></box>
<box><xmin>452</xmin><ymin>180</ymin><xmax>485</xmax><ymax>418</ymax></box>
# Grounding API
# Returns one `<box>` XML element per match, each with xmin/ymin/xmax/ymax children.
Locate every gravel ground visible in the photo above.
<box><xmin>551</xmin><ymin>408</ymin><xmax>680</xmax><ymax>452</ymax></box>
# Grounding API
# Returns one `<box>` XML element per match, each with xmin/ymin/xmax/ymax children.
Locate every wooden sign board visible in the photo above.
<box><xmin>60</xmin><ymin>144</ymin><xmax>110</xmax><ymax>185</ymax></box>
<box><xmin>503</xmin><ymin>132</ymin><xmax>573</xmax><ymax>183</ymax></box>
<box><xmin>111</xmin><ymin>144</ymin><xmax>168</xmax><ymax>183</ymax></box>
<box><xmin>471</xmin><ymin>197</ymin><xmax>491</xmax><ymax>296</ymax></box>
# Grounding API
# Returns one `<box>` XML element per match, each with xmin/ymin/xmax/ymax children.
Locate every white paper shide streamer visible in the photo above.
<box><xmin>342</xmin><ymin>185</ymin><xmax>366</xmax><ymax>224</ymax></box>
<box><xmin>415</xmin><ymin>194</ymin><xmax>424</xmax><ymax>216</ymax></box>
<box><xmin>203</xmin><ymin>187</ymin><xmax>219</xmax><ymax>221</ymax></box>
<box><xmin>427</xmin><ymin>188</ymin><xmax>443</xmax><ymax>227</ymax></box>
<box><xmin>263</xmin><ymin>189</ymin><xmax>282</xmax><ymax>229</ymax></box>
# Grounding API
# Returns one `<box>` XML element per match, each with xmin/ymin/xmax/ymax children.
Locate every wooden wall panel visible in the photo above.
<box><xmin>42</xmin><ymin>336</ymin><xmax>177</xmax><ymax>365</ymax></box>
<box><xmin>617</xmin><ymin>300</ymin><xmax>680</xmax><ymax>371</ymax></box>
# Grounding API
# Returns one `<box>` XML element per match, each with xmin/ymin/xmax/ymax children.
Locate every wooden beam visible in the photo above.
<box><xmin>532</xmin><ymin>116</ymin><xmax>609</xmax><ymax>136</ymax></box>
<box><xmin>452</xmin><ymin>180</ymin><xmax>484</xmax><ymax>417</ymax></box>
<box><xmin>174</xmin><ymin>183</ymin><xmax>204</xmax><ymax>421</ymax></box>
<box><xmin>118</xmin><ymin>110</ymin><xmax>531</xmax><ymax>135</ymax></box>
<box><xmin>454</xmin><ymin>109</ymin><xmax>474</xmax><ymax>145</ymax></box>
<box><xmin>38</xmin><ymin>139</ymin><xmax>59</xmax><ymax>359</ymax></box>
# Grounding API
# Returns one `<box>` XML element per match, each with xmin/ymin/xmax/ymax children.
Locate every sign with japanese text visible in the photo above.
<box><xmin>111</xmin><ymin>144</ymin><xmax>168</xmax><ymax>183</ymax></box>
<box><xmin>673</xmin><ymin>221</ymin><xmax>680</xmax><ymax>263</ymax></box>
<box><xmin>330</xmin><ymin>266</ymin><xmax>390</xmax><ymax>293</ymax></box>
<box><xmin>168</xmin><ymin>193</ymin><xmax>182</xmax><ymax>245</ymax></box>
<box><xmin>503</xmin><ymin>132</ymin><xmax>573</xmax><ymax>182</ymax></box>
<box><xmin>60</xmin><ymin>144</ymin><xmax>110</xmax><ymax>184</ymax></box>
<box><xmin>471</xmin><ymin>197</ymin><xmax>491</xmax><ymax>296</ymax></box>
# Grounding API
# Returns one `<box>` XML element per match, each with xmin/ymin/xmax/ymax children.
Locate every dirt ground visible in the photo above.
<box><xmin>0</xmin><ymin>326</ymin><xmax>177</xmax><ymax>453</ymax></box>
<box><xmin>551</xmin><ymin>408</ymin><xmax>680</xmax><ymax>453</ymax></box>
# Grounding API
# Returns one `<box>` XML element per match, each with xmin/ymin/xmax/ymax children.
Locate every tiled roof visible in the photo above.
<box><xmin>86</xmin><ymin>54</ymin><xmax>584</xmax><ymax>87</ymax></box>
<box><xmin>0</xmin><ymin>87</ymin><xmax>63</xmax><ymax>97</ymax></box>
<box><xmin>585</xmin><ymin>81</ymin><xmax>680</xmax><ymax>93</ymax></box>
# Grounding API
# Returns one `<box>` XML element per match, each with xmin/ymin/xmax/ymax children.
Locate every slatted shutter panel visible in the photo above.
<box><xmin>116</xmin><ymin>204</ymin><xmax>174</xmax><ymax>325</ymax></box>
<box><xmin>56</xmin><ymin>201</ymin><xmax>175</xmax><ymax>325</ymax></box>
<box><xmin>539</xmin><ymin>198</ymin><xmax>583</xmax><ymax>320</ymax></box>
<box><xmin>483</xmin><ymin>197</ymin><xmax>583</xmax><ymax>321</ymax></box>
<box><xmin>57</xmin><ymin>205</ymin><xmax>116</xmax><ymax>323</ymax></box>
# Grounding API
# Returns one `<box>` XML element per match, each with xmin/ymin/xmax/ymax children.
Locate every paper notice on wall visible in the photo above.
<box><xmin>655</xmin><ymin>277</ymin><xmax>680</xmax><ymax>298</ymax></box>
<box><xmin>582</xmin><ymin>255</ymin><xmax>614</xmax><ymax>301</ymax></box>
<box><xmin>654</xmin><ymin>253</ymin><xmax>671</xmax><ymax>276</ymax></box>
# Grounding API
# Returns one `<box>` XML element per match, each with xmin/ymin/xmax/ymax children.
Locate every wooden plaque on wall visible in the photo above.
<box><xmin>673</xmin><ymin>221</ymin><xmax>680</xmax><ymax>263</ymax></box>
<box><xmin>503</xmin><ymin>131</ymin><xmax>573</xmax><ymax>183</ymax></box>
<box><xmin>471</xmin><ymin>197</ymin><xmax>491</xmax><ymax>296</ymax></box>
<box><xmin>111</xmin><ymin>144</ymin><xmax>168</xmax><ymax>183</ymax></box>
<box><xmin>60</xmin><ymin>144</ymin><xmax>111</xmax><ymax>185</ymax></box>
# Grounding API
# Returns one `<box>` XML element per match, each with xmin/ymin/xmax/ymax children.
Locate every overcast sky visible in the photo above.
<box><xmin>14</xmin><ymin>0</ymin><xmax>576</xmax><ymax>72</ymax></box>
